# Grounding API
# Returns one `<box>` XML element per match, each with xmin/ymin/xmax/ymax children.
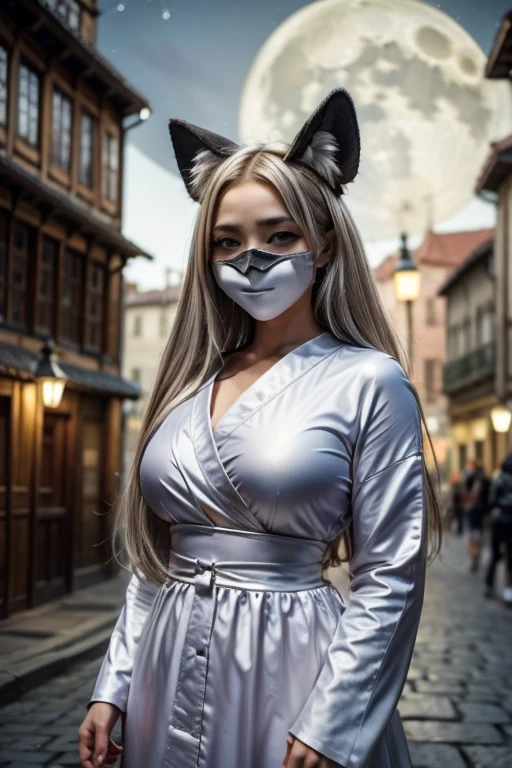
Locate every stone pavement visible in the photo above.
<box><xmin>0</xmin><ymin>532</ymin><xmax>510</xmax><ymax>767</ymax></box>
<box><xmin>0</xmin><ymin>571</ymin><xmax>130</xmax><ymax>707</ymax></box>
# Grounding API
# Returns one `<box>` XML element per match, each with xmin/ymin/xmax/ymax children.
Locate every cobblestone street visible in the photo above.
<box><xmin>0</xmin><ymin>533</ymin><xmax>511</xmax><ymax>768</ymax></box>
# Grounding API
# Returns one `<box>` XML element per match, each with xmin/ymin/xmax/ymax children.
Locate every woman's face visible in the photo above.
<box><xmin>211</xmin><ymin>180</ymin><xmax>309</xmax><ymax>260</ymax></box>
<box><xmin>210</xmin><ymin>181</ymin><xmax>319</xmax><ymax>322</ymax></box>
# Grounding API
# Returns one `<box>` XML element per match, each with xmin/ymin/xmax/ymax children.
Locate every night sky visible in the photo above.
<box><xmin>94</xmin><ymin>0</ymin><xmax>511</xmax><ymax>287</ymax></box>
<box><xmin>97</xmin><ymin>0</ymin><xmax>512</xmax><ymax>174</ymax></box>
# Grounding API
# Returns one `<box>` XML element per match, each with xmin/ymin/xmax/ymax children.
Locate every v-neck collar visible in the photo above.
<box><xmin>189</xmin><ymin>331</ymin><xmax>343</xmax><ymax>529</ymax></box>
<box><xmin>209</xmin><ymin>331</ymin><xmax>335</xmax><ymax>441</ymax></box>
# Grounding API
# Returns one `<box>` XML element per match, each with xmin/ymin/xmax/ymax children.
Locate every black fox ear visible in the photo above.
<box><xmin>168</xmin><ymin>119</ymin><xmax>240</xmax><ymax>202</ymax></box>
<box><xmin>284</xmin><ymin>88</ymin><xmax>360</xmax><ymax>196</ymax></box>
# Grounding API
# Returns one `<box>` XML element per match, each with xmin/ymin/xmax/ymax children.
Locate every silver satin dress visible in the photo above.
<box><xmin>88</xmin><ymin>332</ymin><xmax>427</xmax><ymax>768</ymax></box>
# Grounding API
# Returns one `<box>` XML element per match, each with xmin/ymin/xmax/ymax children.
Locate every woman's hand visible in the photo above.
<box><xmin>78</xmin><ymin>702</ymin><xmax>124</xmax><ymax>767</ymax></box>
<box><xmin>283</xmin><ymin>734</ymin><xmax>344</xmax><ymax>767</ymax></box>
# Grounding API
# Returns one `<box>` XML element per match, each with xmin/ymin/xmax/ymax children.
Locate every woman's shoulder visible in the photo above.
<box><xmin>328</xmin><ymin>339</ymin><xmax>409</xmax><ymax>387</ymax></box>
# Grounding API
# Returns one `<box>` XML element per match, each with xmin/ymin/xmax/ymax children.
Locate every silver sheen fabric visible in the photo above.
<box><xmin>211</xmin><ymin>248</ymin><xmax>315</xmax><ymax>321</ymax></box>
<box><xmin>88</xmin><ymin>332</ymin><xmax>427</xmax><ymax>768</ymax></box>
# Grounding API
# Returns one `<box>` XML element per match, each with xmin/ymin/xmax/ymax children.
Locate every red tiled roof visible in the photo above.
<box><xmin>374</xmin><ymin>228</ymin><xmax>495</xmax><ymax>281</ymax></box>
<box><xmin>476</xmin><ymin>133</ymin><xmax>512</xmax><ymax>194</ymax></box>
<box><xmin>414</xmin><ymin>228</ymin><xmax>495</xmax><ymax>268</ymax></box>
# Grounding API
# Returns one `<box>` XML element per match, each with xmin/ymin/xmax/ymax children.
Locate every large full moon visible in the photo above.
<box><xmin>239</xmin><ymin>0</ymin><xmax>511</xmax><ymax>241</ymax></box>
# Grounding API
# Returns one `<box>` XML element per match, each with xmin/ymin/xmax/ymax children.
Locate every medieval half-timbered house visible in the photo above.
<box><xmin>0</xmin><ymin>0</ymin><xmax>152</xmax><ymax>617</ymax></box>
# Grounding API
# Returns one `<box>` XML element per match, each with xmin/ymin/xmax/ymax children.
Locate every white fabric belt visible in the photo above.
<box><xmin>167</xmin><ymin>523</ymin><xmax>331</xmax><ymax>592</ymax></box>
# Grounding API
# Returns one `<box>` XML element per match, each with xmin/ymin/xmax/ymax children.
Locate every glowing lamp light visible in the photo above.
<box><xmin>491</xmin><ymin>405</ymin><xmax>512</xmax><ymax>433</ymax></box>
<box><xmin>393</xmin><ymin>234</ymin><xmax>421</xmax><ymax>303</ymax></box>
<box><xmin>35</xmin><ymin>339</ymin><xmax>67</xmax><ymax>409</ymax></box>
<box><xmin>41</xmin><ymin>378</ymin><xmax>66</xmax><ymax>408</ymax></box>
<box><xmin>139</xmin><ymin>107</ymin><xmax>151</xmax><ymax>121</ymax></box>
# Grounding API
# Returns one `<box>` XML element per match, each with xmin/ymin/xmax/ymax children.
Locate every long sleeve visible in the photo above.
<box><xmin>288</xmin><ymin>355</ymin><xmax>427</xmax><ymax>768</ymax></box>
<box><xmin>88</xmin><ymin>569</ymin><xmax>161</xmax><ymax>713</ymax></box>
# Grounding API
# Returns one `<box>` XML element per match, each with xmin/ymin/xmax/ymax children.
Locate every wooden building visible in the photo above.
<box><xmin>439</xmin><ymin>9</ymin><xmax>512</xmax><ymax>476</ymax></box>
<box><xmin>374</xmin><ymin>227</ymin><xmax>494</xmax><ymax>473</ymax></box>
<box><xmin>438</xmin><ymin>239</ymin><xmax>500</xmax><ymax>474</ymax></box>
<box><xmin>477</xmin><ymin>10</ymin><xmax>512</xmax><ymax>416</ymax></box>
<box><xmin>0</xmin><ymin>0</ymin><xmax>152</xmax><ymax>618</ymax></box>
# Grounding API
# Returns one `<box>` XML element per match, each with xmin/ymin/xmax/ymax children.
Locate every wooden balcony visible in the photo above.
<box><xmin>443</xmin><ymin>342</ymin><xmax>495</xmax><ymax>395</ymax></box>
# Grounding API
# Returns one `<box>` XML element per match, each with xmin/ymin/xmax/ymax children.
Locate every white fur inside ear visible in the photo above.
<box><xmin>189</xmin><ymin>148</ymin><xmax>224</xmax><ymax>200</ymax></box>
<box><xmin>299</xmin><ymin>131</ymin><xmax>343</xmax><ymax>190</ymax></box>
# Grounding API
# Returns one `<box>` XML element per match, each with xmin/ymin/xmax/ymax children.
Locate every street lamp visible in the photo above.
<box><xmin>34</xmin><ymin>339</ymin><xmax>67</xmax><ymax>408</ymax></box>
<box><xmin>491</xmin><ymin>405</ymin><xmax>512</xmax><ymax>433</ymax></box>
<box><xmin>393</xmin><ymin>232</ymin><xmax>420</xmax><ymax>374</ymax></box>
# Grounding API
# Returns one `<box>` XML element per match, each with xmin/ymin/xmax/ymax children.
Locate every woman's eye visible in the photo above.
<box><xmin>213</xmin><ymin>237</ymin><xmax>239</xmax><ymax>250</ymax></box>
<box><xmin>269</xmin><ymin>231</ymin><xmax>298</xmax><ymax>245</ymax></box>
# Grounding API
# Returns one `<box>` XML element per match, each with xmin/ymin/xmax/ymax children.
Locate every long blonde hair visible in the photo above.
<box><xmin>114</xmin><ymin>143</ymin><xmax>442</xmax><ymax>584</ymax></box>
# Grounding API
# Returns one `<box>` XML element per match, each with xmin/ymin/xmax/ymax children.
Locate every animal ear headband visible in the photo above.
<box><xmin>168</xmin><ymin>87</ymin><xmax>360</xmax><ymax>202</ymax></box>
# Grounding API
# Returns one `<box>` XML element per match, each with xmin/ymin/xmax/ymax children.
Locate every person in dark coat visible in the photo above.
<box><xmin>463</xmin><ymin>459</ymin><xmax>490</xmax><ymax>572</ymax></box>
<box><xmin>484</xmin><ymin>452</ymin><xmax>512</xmax><ymax>605</ymax></box>
<box><xmin>448</xmin><ymin>470</ymin><xmax>464</xmax><ymax>536</ymax></box>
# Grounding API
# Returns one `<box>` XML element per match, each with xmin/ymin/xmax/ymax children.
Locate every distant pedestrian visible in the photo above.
<box><xmin>448</xmin><ymin>470</ymin><xmax>464</xmax><ymax>536</ymax></box>
<box><xmin>484</xmin><ymin>452</ymin><xmax>512</xmax><ymax>606</ymax></box>
<box><xmin>463</xmin><ymin>459</ymin><xmax>490</xmax><ymax>572</ymax></box>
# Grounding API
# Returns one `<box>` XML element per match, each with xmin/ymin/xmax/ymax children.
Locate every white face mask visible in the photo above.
<box><xmin>212</xmin><ymin>247</ymin><xmax>315</xmax><ymax>321</ymax></box>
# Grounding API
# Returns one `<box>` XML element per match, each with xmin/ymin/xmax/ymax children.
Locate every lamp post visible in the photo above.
<box><xmin>393</xmin><ymin>232</ymin><xmax>420</xmax><ymax>375</ymax></box>
<box><xmin>34</xmin><ymin>339</ymin><xmax>67</xmax><ymax>408</ymax></box>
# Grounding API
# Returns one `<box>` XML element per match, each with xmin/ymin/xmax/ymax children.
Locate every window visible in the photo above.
<box><xmin>131</xmin><ymin>368</ymin><xmax>141</xmax><ymax>385</ymax></box>
<box><xmin>475</xmin><ymin>440</ymin><xmax>484</xmax><ymax>461</ymax></box>
<box><xmin>476</xmin><ymin>305</ymin><xmax>493</xmax><ymax>346</ymax></box>
<box><xmin>447</xmin><ymin>327</ymin><xmax>457</xmax><ymax>360</ymax></box>
<box><xmin>51</xmin><ymin>88</ymin><xmax>73</xmax><ymax>171</ymax></box>
<box><xmin>425</xmin><ymin>297</ymin><xmax>436</xmax><ymax>325</ymax></box>
<box><xmin>133</xmin><ymin>314</ymin><xmax>142</xmax><ymax>337</ymax></box>
<box><xmin>424</xmin><ymin>359</ymin><xmax>439</xmax><ymax>404</ymax></box>
<box><xmin>0</xmin><ymin>45</ymin><xmax>8</xmax><ymax>126</ymax></box>
<box><xmin>47</xmin><ymin>0</ymin><xmax>81</xmax><ymax>32</ymax></box>
<box><xmin>448</xmin><ymin>326</ymin><xmax>465</xmax><ymax>359</ymax></box>
<box><xmin>60</xmin><ymin>248</ymin><xmax>83</xmax><ymax>343</ymax></box>
<box><xmin>85</xmin><ymin>261</ymin><xmax>104</xmax><ymax>350</ymax></box>
<box><xmin>18</xmin><ymin>62</ymin><xmax>39</xmax><ymax>146</ymax></box>
<box><xmin>36</xmin><ymin>237</ymin><xmax>59</xmax><ymax>335</ymax></box>
<box><xmin>10</xmin><ymin>220</ymin><xmax>34</xmax><ymax>328</ymax></box>
<box><xmin>102</xmin><ymin>132</ymin><xmax>119</xmax><ymax>203</ymax></box>
<box><xmin>463</xmin><ymin>319</ymin><xmax>471</xmax><ymax>353</ymax></box>
<box><xmin>79</xmin><ymin>110</ymin><xmax>95</xmax><ymax>187</ymax></box>
<box><xmin>0</xmin><ymin>210</ymin><xmax>7</xmax><ymax>322</ymax></box>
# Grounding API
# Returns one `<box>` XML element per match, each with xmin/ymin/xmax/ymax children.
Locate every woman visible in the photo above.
<box><xmin>78</xmin><ymin>88</ymin><xmax>441</xmax><ymax>768</ymax></box>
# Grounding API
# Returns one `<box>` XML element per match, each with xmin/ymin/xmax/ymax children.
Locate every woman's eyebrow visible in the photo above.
<box><xmin>213</xmin><ymin>215</ymin><xmax>295</xmax><ymax>233</ymax></box>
